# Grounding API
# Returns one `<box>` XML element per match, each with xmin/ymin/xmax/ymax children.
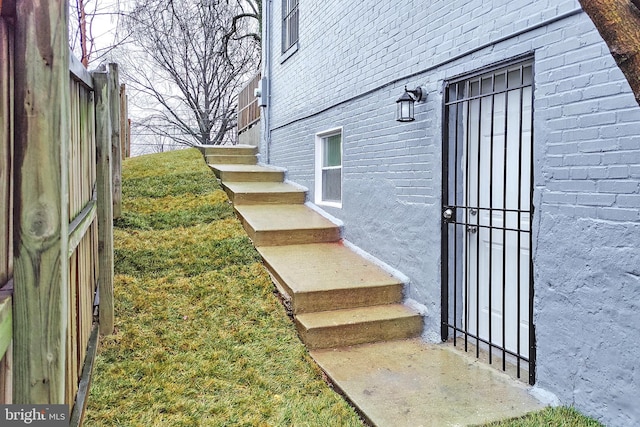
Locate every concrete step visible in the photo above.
<box><xmin>206</xmin><ymin>154</ymin><xmax>257</xmax><ymax>165</ymax></box>
<box><xmin>223</xmin><ymin>181</ymin><xmax>306</xmax><ymax>205</ymax></box>
<box><xmin>201</xmin><ymin>144</ymin><xmax>258</xmax><ymax>156</ymax></box>
<box><xmin>310</xmin><ymin>339</ymin><xmax>545</xmax><ymax>426</ymax></box>
<box><xmin>258</xmin><ymin>243</ymin><xmax>403</xmax><ymax>314</ymax></box>
<box><xmin>209</xmin><ymin>164</ymin><xmax>285</xmax><ymax>183</ymax></box>
<box><xmin>296</xmin><ymin>304</ymin><xmax>423</xmax><ymax>349</ymax></box>
<box><xmin>234</xmin><ymin>204</ymin><xmax>341</xmax><ymax>246</ymax></box>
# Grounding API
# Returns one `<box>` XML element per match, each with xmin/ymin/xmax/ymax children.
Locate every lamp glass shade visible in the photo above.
<box><xmin>396</xmin><ymin>92</ymin><xmax>415</xmax><ymax>122</ymax></box>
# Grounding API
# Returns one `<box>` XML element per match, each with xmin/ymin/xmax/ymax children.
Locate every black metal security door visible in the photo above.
<box><xmin>441</xmin><ymin>59</ymin><xmax>536</xmax><ymax>384</ymax></box>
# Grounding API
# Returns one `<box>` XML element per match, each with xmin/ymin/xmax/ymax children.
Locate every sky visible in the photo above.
<box><xmin>69</xmin><ymin>0</ymin><xmax>121</xmax><ymax>66</ymax></box>
<box><xmin>72</xmin><ymin>0</ymin><xmax>251</xmax><ymax>156</ymax></box>
<box><xmin>70</xmin><ymin>1</ymin><xmax>186</xmax><ymax>156</ymax></box>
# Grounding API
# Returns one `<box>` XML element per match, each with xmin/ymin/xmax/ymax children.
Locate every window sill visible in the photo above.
<box><xmin>280</xmin><ymin>42</ymin><xmax>299</xmax><ymax>64</ymax></box>
<box><xmin>316</xmin><ymin>200</ymin><xmax>342</xmax><ymax>209</ymax></box>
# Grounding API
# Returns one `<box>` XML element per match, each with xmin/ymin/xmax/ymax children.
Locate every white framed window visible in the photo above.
<box><xmin>315</xmin><ymin>128</ymin><xmax>342</xmax><ymax>208</ymax></box>
<box><xmin>282</xmin><ymin>0</ymin><xmax>299</xmax><ymax>53</ymax></box>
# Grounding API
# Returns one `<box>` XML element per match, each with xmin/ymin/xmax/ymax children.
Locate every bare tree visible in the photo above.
<box><xmin>225</xmin><ymin>0</ymin><xmax>262</xmax><ymax>58</ymax></box>
<box><xmin>69</xmin><ymin>0</ymin><xmax>129</xmax><ymax>67</ymax></box>
<box><xmin>121</xmin><ymin>0</ymin><xmax>258</xmax><ymax>147</ymax></box>
<box><xmin>69</xmin><ymin>0</ymin><xmax>100</xmax><ymax>66</ymax></box>
<box><xmin>579</xmin><ymin>0</ymin><xmax>640</xmax><ymax>106</ymax></box>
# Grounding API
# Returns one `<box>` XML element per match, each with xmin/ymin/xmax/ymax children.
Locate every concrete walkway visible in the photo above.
<box><xmin>311</xmin><ymin>339</ymin><xmax>545</xmax><ymax>427</ymax></box>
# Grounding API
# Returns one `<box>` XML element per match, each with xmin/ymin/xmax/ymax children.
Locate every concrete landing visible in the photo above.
<box><xmin>311</xmin><ymin>339</ymin><xmax>545</xmax><ymax>427</ymax></box>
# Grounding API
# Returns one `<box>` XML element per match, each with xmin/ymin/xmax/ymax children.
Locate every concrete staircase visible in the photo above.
<box><xmin>204</xmin><ymin>145</ymin><xmax>423</xmax><ymax>349</ymax></box>
<box><xmin>202</xmin><ymin>145</ymin><xmax>547</xmax><ymax>426</ymax></box>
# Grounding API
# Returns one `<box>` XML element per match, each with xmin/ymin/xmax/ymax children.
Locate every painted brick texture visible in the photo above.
<box><xmin>264</xmin><ymin>1</ymin><xmax>640</xmax><ymax>426</ymax></box>
<box><xmin>535</xmin><ymin>15</ymin><xmax>640</xmax><ymax>223</ymax></box>
<box><xmin>270</xmin><ymin>0</ymin><xmax>571</xmax><ymax>127</ymax></box>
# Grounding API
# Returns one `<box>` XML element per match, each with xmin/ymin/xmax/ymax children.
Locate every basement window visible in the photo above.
<box><xmin>315</xmin><ymin>128</ymin><xmax>342</xmax><ymax>208</ymax></box>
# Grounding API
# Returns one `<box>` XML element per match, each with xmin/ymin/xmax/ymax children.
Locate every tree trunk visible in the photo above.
<box><xmin>78</xmin><ymin>0</ymin><xmax>89</xmax><ymax>67</ymax></box>
<box><xmin>579</xmin><ymin>0</ymin><xmax>640</xmax><ymax>106</ymax></box>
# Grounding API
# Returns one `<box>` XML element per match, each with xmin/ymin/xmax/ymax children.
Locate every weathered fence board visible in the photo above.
<box><xmin>66</xmin><ymin>247</ymin><xmax>78</xmax><ymax>406</ymax></box>
<box><xmin>120</xmin><ymin>84</ymin><xmax>129</xmax><ymax>159</ymax></box>
<box><xmin>13</xmin><ymin>0</ymin><xmax>71</xmax><ymax>404</ymax></box>
<box><xmin>0</xmin><ymin>10</ymin><xmax>13</xmax><ymax>289</ymax></box>
<box><xmin>0</xmin><ymin>290</ymin><xmax>11</xmax><ymax>369</ymax></box>
<box><xmin>65</xmin><ymin>55</ymin><xmax>103</xmax><ymax>410</ymax></box>
<box><xmin>109</xmin><ymin>64</ymin><xmax>122</xmax><ymax>219</ymax></box>
<box><xmin>2</xmin><ymin>0</ymin><xmax>121</xmax><ymax>413</ymax></box>
<box><xmin>68</xmin><ymin>201</ymin><xmax>97</xmax><ymax>257</ymax></box>
<box><xmin>0</xmin><ymin>282</ymin><xmax>12</xmax><ymax>405</ymax></box>
<box><xmin>0</xmin><ymin>4</ymin><xmax>14</xmax><ymax>406</ymax></box>
<box><xmin>93</xmin><ymin>71</ymin><xmax>115</xmax><ymax>336</ymax></box>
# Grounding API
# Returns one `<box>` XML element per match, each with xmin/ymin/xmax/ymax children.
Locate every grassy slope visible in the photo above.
<box><xmin>85</xmin><ymin>148</ymin><xmax>603</xmax><ymax>427</ymax></box>
<box><xmin>85</xmin><ymin>149</ymin><xmax>363</xmax><ymax>426</ymax></box>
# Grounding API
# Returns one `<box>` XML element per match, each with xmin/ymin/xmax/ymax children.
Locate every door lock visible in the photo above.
<box><xmin>467</xmin><ymin>225</ymin><xmax>478</xmax><ymax>234</ymax></box>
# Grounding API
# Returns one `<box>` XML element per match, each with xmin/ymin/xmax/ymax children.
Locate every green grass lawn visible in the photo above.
<box><xmin>483</xmin><ymin>406</ymin><xmax>604</xmax><ymax>427</ymax></box>
<box><xmin>85</xmin><ymin>148</ymin><xmax>602</xmax><ymax>427</ymax></box>
<box><xmin>85</xmin><ymin>148</ymin><xmax>363</xmax><ymax>426</ymax></box>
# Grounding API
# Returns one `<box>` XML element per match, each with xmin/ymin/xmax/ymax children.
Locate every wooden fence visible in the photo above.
<box><xmin>0</xmin><ymin>1</ymin><xmax>123</xmax><ymax>423</ymax></box>
<box><xmin>238</xmin><ymin>72</ymin><xmax>261</xmax><ymax>134</ymax></box>
<box><xmin>0</xmin><ymin>0</ymin><xmax>15</xmax><ymax>406</ymax></box>
<box><xmin>66</xmin><ymin>57</ymin><xmax>101</xmax><ymax>412</ymax></box>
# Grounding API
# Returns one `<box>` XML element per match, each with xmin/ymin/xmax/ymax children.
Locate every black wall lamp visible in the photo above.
<box><xmin>396</xmin><ymin>86</ymin><xmax>424</xmax><ymax>122</ymax></box>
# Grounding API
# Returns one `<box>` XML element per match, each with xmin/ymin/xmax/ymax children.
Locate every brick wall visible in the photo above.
<box><xmin>532</xmin><ymin>12</ymin><xmax>640</xmax><ymax>427</ymax></box>
<box><xmin>535</xmin><ymin>17</ymin><xmax>640</xmax><ymax>221</ymax></box>
<box><xmin>264</xmin><ymin>1</ymin><xmax>640</xmax><ymax>425</ymax></box>
<box><xmin>269</xmin><ymin>0</ymin><xmax>579</xmax><ymax>127</ymax></box>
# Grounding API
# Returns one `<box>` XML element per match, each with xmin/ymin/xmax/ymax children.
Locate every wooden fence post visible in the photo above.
<box><xmin>0</xmin><ymin>4</ymin><xmax>14</xmax><ymax>287</ymax></box>
<box><xmin>127</xmin><ymin>119</ymin><xmax>132</xmax><ymax>158</ymax></box>
<box><xmin>0</xmin><ymin>3</ymin><xmax>15</xmax><ymax>404</ymax></box>
<box><xmin>108</xmin><ymin>64</ymin><xmax>122</xmax><ymax>219</ymax></box>
<box><xmin>13</xmin><ymin>0</ymin><xmax>69</xmax><ymax>403</ymax></box>
<box><xmin>120</xmin><ymin>84</ymin><xmax>128</xmax><ymax>159</ymax></box>
<box><xmin>92</xmin><ymin>71</ymin><xmax>114</xmax><ymax>336</ymax></box>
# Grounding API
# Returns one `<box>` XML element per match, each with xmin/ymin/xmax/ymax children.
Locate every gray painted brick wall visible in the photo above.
<box><xmin>264</xmin><ymin>1</ymin><xmax>640</xmax><ymax>425</ymax></box>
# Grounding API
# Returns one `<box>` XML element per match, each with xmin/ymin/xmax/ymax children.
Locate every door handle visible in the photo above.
<box><xmin>443</xmin><ymin>208</ymin><xmax>453</xmax><ymax>220</ymax></box>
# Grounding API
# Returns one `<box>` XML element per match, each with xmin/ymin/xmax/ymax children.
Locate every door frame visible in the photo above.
<box><xmin>440</xmin><ymin>55</ymin><xmax>536</xmax><ymax>385</ymax></box>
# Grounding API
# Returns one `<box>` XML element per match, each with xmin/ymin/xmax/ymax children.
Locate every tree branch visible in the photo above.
<box><xmin>120</xmin><ymin>0</ymin><xmax>259</xmax><ymax>147</ymax></box>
